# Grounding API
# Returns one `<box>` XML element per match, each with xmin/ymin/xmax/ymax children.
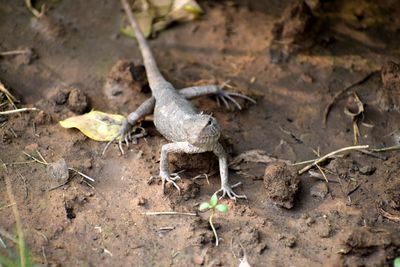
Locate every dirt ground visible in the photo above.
<box><xmin>1</xmin><ymin>0</ymin><xmax>400</xmax><ymax>266</ymax></box>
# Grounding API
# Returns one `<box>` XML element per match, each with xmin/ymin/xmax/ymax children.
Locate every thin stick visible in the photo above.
<box><xmin>68</xmin><ymin>167</ymin><xmax>95</xmax><ymax>182</ymax></box>
<box><xmin>0</xmin><ymin>107</ymin><xmax>38</xmax><ymax>115</ymax></box>
<box><xmin>23</xmin><ymin>151</ymin><xmax>47</xmax><ymax>165</ymax></box>
<box><xmin>0</xmin><ymin>50</ymin><xmax>30</xmax><ymax>56</ymax></box>
<box><xmin>142</xmin><ymin>211</ymin><xmax>197</xmax><ymax>216</ymax></box>
<box><xmin>36</xmin><ymin>149</ymin><xmax>48</xmax><ymax>164</ymax></box>
<box><xmin>371</xmin><ymin>145</ymin><xmax>400</xmax><ymax>152</ymax></box>
<box><xmin>298</xmin><ymin>145</ymin><xmax>369</xmax><ymax>174</ymax></box>
<box><xmin>315</xmin><ymin>164</ymin><xmax>329</xmax><ymax>183</ymax></box>
<box><xmin>0</xmin><ymin>81</ymin><xmax>16</xmax><ymax>102</ymax></box>
<box><xmin>323</xmin><ymin>72</ymin><xmax>376</xmax><ymax>126</ymax></box>
<box><xmin>291</xmin><ymin>159</ymin><xmax>318</xmax><ymax>166</ymax></box>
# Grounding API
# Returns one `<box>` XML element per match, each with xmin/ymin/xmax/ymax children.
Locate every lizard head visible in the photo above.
<box><xmin>184</xmin><ymin>114</ymin><xmax>220</xmax><ymax>147</ymax></box>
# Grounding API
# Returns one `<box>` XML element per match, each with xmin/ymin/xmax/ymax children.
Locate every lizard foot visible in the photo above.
<box><xmin>102</xmin><ymin>119</ymin><xmax>146</xmax><ymax>156</ymax></box>
<box><xmin>215</xmin><ymin>182</ymin><xmax>247</xmax><ymax>201</ymax></box>
<box><xmin>160</xmin><ymin>171</ymin><xmax>182</xmax><ymax>194</ymax></box>
<box><xmin>216</xmin><ymin>81</ymin><xmax>256</xmax><ymax>110</ymax></box>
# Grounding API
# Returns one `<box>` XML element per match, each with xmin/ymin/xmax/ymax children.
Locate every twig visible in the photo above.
<box><xmin>298</xmin><ymin>145</ymin><xmax>369</xmax><ymax>174</ymax></box>
<box><xmin>0</xmin><ymin>107</ymin><xmax>38</xmax><ymax>115</ymax></box>
<box><xmin>0</xmin><ymin>50</ymin><xmax>30</xmax><ymax>56</ymax></box>
<box><xmin>68</xmin><ymin>167</ymin><xmax>95</xmax><ymax>182</ymax></box>
<box><xmin>142</xmin><ymin>211</ymin><xmax>197</xmax><ymax>216</ymax></box>
<box><xmin>371</xmin><ymin>145</ymin><xmax>400</xmax><ymax>153</ymax></box>
<box><xmin>315</xmin><ymin>164</ymin><xmax>328</xmax><ymax>183</ymax></box>
<box><xmin>23</xmin><ymin>151</ymin><xmax>47</xmax><ymax>165</ymax></box>
<box><xmin>36</xmin><ymin>149</ymin><xmax>48</xmax><ymax>164</ymax></box>
<box><xmin>323</xmin><ymin>72</ymin><xmax>376</xmax><ymax>126</ymax></box>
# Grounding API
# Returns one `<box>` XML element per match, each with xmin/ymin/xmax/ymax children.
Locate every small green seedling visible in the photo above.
<box><xmin>394</xmin><ymin>257</ymin><xmax>400</xmax><ymax>267</ymax></box>
<box><xmin>199</xmin><ymin>194</ymin><xmax>228</xmax><ymax>247</ymax></box>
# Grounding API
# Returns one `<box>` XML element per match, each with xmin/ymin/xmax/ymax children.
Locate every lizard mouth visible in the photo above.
<box><xmin>197</xmin><ymin>124</ymin><xmax>220</xmax><ymax>145</ymax></box>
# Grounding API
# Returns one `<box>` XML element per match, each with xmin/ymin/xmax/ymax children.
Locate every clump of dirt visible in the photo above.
<box><xmin>263</xmin><ymin>162</ymin><xmax>300</xmax><ymax>209</ymax></box>
<box><xmin>377</xmin><ymin>60</ymin><xmax>400</xmax><ymax>111</ymax></box>
<box><xmin>341</xmin><ymin>227</ymin><xmax>400</xmax><ymax>266</ymax></box>
<box><xmin>269</xmin><ymin>0</ymin><xmax>319</xmax><ymax>63</ymax></box>
<box><xmin>168</xmin><ymin>179</ymin><xmax>201</xmax><ymax>205</ymax></box>
<box><xmin>103</xmin><ymin>60</ymin><xmax>149</xmax><ymax>106</ymax></box>
<box><xmin>36</xmin><ymin>86</ymin><xmax>89</xmax><ymax>121</ymax></box>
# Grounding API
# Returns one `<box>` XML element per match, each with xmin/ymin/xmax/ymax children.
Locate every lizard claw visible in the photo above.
<box><xmin>160</xmin><ymin>171</ymin><xmax>181</xmax><ymax>194</ymax></box>
<box><xmin>102</xmin><ymin>119</ymin><xmax>146</xmax><ymax>156</ymax></box>
<box><xmin>216</xmin><ymin>81</ymin><xmax>256</xmax><ymax>110</ymax></box>
<box><xmin>215</xmin><ymin>182</ymin><xmax>247</xmax><ymax>201</ymax></box>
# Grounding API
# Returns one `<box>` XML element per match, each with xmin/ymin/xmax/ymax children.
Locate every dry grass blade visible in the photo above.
<box><xmin>0</xmin><ymin>50</ymin><xmax>30</xmax><ymax>56</ymax></box>
<box><xmin>298</xmin><ymin>145</ymin><xmax>369</xmax><ymax>174</ymax></box>
<box><xmin>371</xmin><ymin>145</ymin><xmax>400</xmax><ymax>152</ymax></box>
<box><xmin>143</xmin><ymin>211</ymin><xmax>197</xmax><ymax>216</ymax></box>
<box><xmin>4</xmin><ymin>174</ymin><xmax>28</xmax><ymax>266</ymax></box>
<box><xmin>0</xmin><ymin>107</ymin><xmax>38</xmax><ymax>115</ymax></box>
<box><xmin>0</xmin><ymin>81</ymin><xmax>16</xmax><ymax>102</ymax></box>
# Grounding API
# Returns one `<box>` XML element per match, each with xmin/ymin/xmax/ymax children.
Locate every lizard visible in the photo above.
<box><xmin>116</xmin><ymin>0</ymin><xmax>255</xmax><ymax>200</ymax></box>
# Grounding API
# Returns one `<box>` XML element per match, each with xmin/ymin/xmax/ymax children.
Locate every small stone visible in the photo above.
<box><xmin>192</xmin><ymin>254</ymin><xmax>204</xmax><ymax>265</ymax></box>
<box><xmin>318</xmin><ymin>222</ymin><xmax>331</xmax><ymax>238</ymax></box>
<box><xmin>301</xmin><ymin>73</ymin><xmax>313</xmax><ymax>83</ymax></box>
<box><xmin>306</xmin><ymin>216</ymin><xmax>316</xmax><ymax>226</ymax></box>
<box><xmin>310</xmin><ymin>182</ymin><xmax>329</xmax><ymax>199</ymax></box>
<box><xmin>46</xmin><ymin>158</ymin><xmax>69</xmax><ymax>186</ymax></box>
<box><xmin>359</xmin><ymin>165</ymin><xmax>376</xmax><ymax>175</ymax></box>
<box><xmin>137</xmin><ymin>197</ymin><xmax>147</xmax><ymax>206</ymax></box>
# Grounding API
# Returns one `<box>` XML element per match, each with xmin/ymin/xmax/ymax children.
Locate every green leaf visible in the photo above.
<box><xmin>59</xmin><ymin>110</ymin><xmax>125</xmax><ymax>142</ymax></box>
<box><xmin>0</xmin><ymin>254</ymin><xmax>17</xmax><ymax>267</ymax></box>
<box><xmin>209</xmin><ymin>194</ymin><xmax>218</xmax><ymax>207</ymax></box>
<box><xmin>215</xmin><ymin>204</ymin><xmax>228</xmax><ymax>214</ymax></box>
<box><xmin>20</xmin><ymin>239</ymin><xmax>32</xmax><ymax>267</ymax></box>
<box><xmin>198</xmin><ymin>202</ymin><xmax>210</xmax><ymax>211</ymax></box>
<box><xmin>394</xmin><ymin>257</ymin><xmax>400</xmax><ymax>267</ymax></box>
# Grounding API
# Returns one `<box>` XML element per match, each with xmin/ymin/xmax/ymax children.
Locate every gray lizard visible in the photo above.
<box><xmin>116</xmin><ymin>0</ymin><xmax>255</xmax><ymax>200</ymax></box>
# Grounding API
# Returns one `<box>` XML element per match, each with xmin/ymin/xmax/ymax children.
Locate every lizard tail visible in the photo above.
<box><xmin>121</xmin><ymin>0</ymin><xmax>165</xmax><ymax>87</ymax></box>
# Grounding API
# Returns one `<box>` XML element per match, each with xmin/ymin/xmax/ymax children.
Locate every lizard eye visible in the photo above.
<box><xmin>207</xmin><ymin>118</ymin><xmax>213</xmax><ymax>126</ymax></box>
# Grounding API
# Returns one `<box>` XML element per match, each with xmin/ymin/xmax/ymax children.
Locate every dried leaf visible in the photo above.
<box><xmin>121</xmin><ymin>10</ymin><xmax>154</xmax><ymax>38</ymax></box>
<box><xmin>59</xmin><ymin>110</ymin><xmax>125</xmax><ymax>141</ymax></box>
<box><xmin>121</xmin><ymin>0</ymin><xmax>202</xmax><ymax>38</ymax></box>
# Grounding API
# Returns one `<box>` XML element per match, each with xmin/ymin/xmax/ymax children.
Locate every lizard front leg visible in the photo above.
<box><xmin>213</xmin><ymin>142</ymin><xmax>247</xmax><ymax>200</ymax></box>
<box><xmin>103</xmin><ymin>97</ymin><xmax>155</xmax><ymax>155</ymax></box>
<box><xmin>159</xmin><ymin>142</ymin><xmax>206</xmax><ymax>193</ymax></box>
<box><xmin>179</xmin><ymin>84</ymin><xmax>255</xmax><ymax>110</ymax></box>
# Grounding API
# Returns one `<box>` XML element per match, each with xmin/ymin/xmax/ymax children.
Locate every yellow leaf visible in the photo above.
<box><xmin>59</xmin><ymin>111</ymin><xmax>125</xmax><ymax>141</ymax></box>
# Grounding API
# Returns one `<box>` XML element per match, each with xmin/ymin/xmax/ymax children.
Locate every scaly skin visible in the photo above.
<box><xmin>119</xmin><ymin>0</ymin><xmax>255</xmax><ymax>200</ymax></box>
